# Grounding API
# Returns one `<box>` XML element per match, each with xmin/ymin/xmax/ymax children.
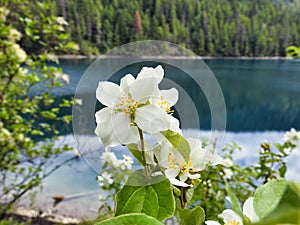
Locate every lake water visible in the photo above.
<box><xmin>23</xmin><ymin>58</ymin><xmax>300</xmax><ymax>219</ymax></box>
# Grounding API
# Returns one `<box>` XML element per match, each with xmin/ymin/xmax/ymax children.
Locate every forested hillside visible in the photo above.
<box><xmin>35</xmin><ymin>0</ymin><xmax>300</xmax><ymax>56</ymax></box>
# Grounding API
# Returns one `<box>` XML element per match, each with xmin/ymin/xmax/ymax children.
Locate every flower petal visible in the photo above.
<box><xmin>188</xmin><ymin>138</ymin><xmax>208</xmax><ymax>171</ymax></box>
<box><xmin>165</xmin><ymin>168</ymin><xmax>180</xmax><ymax>180</ymax></box>
<box><xmin>172</xmin><ymin>149</ymin><xmax>185</xmax><ymax>164</ymax></box>
<box><xmin>96</xmin><ymin>81</ymin><xmax>123</xmax><ymax>107</ymax></box>
<box><xmin>154</xmin><ymin>140</ymin><xmax>172</xmax><ymax>168</ymax></box>
<box><xmin>95</xmin><ymin>118</ymin><xmax>120</xmax><ymax>147</ymax></box>
<box><xmin>158</xmin><ymin>88</ymin><xmax>179</xmax><ymax>106</ymax></box>
<box><xmin>179</xmin><ymin>172</ymin><xmax>188</xmax><ymax>182</ymax></box>
<box><xmin>135</xmin><ymin>105</ymin><xmax>170</xmax><ymax>134</ymax></box>
<box><xmin>211</xmin><ymin>154</ymin><xmax>224</xmax><ymax>166</ymax></box>
<box><xmin>169</xmin><ymin>177</ymin><xmax>192</xmax><ymax>187</ymax></box>
<box><xmin>243</xmin><ymin>197</ymin><xmax>259</xmax><ymax>222</ymax></box>
<box><xmin>120</xmin><ymin>74</ymin><xmax>135</xmax><ymax>92</ymax></box>
<box><xmin>188</xmin><ymin>173</ymin><xmax>201</xmax><ymax>180</ymax></box>
<box><xmin>95</xmin><ymin>107</ymin><xmax>112</xmax><ymax>124</ymax></box>
<box><xmin>112</xmin><ymin>113</ymin><xmax>139</xmax><ymax>145</ymax></box>
<box><xmin>205</xmin><ymin>221</ymin><xmax>221</xmax><ymax>225</ymax></box>
<box><xmin>95</xmin><ymin>108</ymin><xmax>120</xmax><ymax>146</ymax></box>
<box><xmin>220</xmin><ymin>209</ymin><xmax>243</xmax><ymax>224</ymax></box>
<box><xmin>130</xmin><ymin>76</ymin><xmax>159</xmax><ymax>103</ymax></box>
<box><xmin>95</xmin><ymin>110</ymin><xmax>138</xmax><ymax>147</ymax></box>
<box><xmin>136</xmin><ymin>65</ymin><xmax>164</xmax><ymax>84</ymax></box>
<box><xmin>167</xmin><ymin>114</ymin><xmax>181</xmax><ymax>133</ymax></box>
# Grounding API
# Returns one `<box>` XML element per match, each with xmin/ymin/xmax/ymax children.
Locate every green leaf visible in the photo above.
<box><xmin>126</xmin><ymin>143</ymin><xmax>144</xmax><ymax>165</ymax></box>
<box><xmin>96</xmin><ymin>213</ymin><xmax>164</xmax><ymax>225</ymax></box>
<box><xmin>115</xmin><ymin>170</ymin><xmax>175</xmax><ymax>221</ymax></box>
<box><xmin>184</xmin><ymin>187</ymin><xmax>194</xmax><ymax>204</ymax></box>
<box><xmin>225</xmin><ymin>182</ymin><xmax>243</xmax><ymax>217</ymax></box>
<box><xmin>254</xmin><ymin>179</ymin><xmax>300</xmax><ymax>224</ymax></box>
<box><xmin>253</xmin><ymin>178</ymin><xmax>287</xmax><ymax>220</ymax></box>
<box><xmin>161</xmin><ymin>129</ymin><xmax>190</xmax><ymax>162</ymax></box>
<box><xmin>253</xmin><ymin>209</ymin><xmax>300</xmax><ymax>225</ymax></box>
<box><xmin>278</xmin><ymin>163</ymin><xmax>287</xmax><ymax>177</ymax></box>
<box><xmin>178</xmin><ymin>206</ymin><xmax>205</xmax><ymax>225</ymax></box>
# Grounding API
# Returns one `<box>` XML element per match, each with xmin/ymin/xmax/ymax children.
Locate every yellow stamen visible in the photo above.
<box><xmin>167</xmin><ymin>152</ymin><xmax>177</xmax><ymax>169</ymax></box>
<box><xmin>225</xmin><ymin>220</ymin><xmax>240</xmax><ymax>225</ymax></box>
<box><xmin>115</xmin><ymin>94</ymin><xmax>138</xmax><ymax>117</ymax></box>
<box><xmin>158</xmin><ymin>96</ymin><xmax>174</xmax><ymax>114</ymax></box>
<box><xmin>179</xmin><ymin>158</ymin><xmax>193</xmax><ymax>173</ymax></box>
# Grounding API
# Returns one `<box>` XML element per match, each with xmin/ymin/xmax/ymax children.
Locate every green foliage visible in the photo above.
<box><xmin>0</xmin><ymin>218</ymin><xmax>26</xmax><ymax>225</ymax></box>
<box><xmin>191</xmin><ymin>137</ymin><xmax>298</xmax><ymax>220</ymax></box>
<box><xmin>38</xmin><ymin>0</ymin><xmax>300</xmax><ymax>56</ymax></box>
<box><xmin>127</xmin><ymin>143</ymin><xmax>144</xmax><ymax>165</ymax></box>
<box><xmin>96</xmin><ymin>213</ymin><xmax>164</xmax><ymax>225</ymax></box>
<box><xmin>286</xmin><ymin>46</ymin><xmax>300</xmax><ymax>59</ymax></box>
<box><xmin>0</xmin><ymin>0</ymin><xmax>77</xmax><ymax>215</ymax></box>
<box><xmin>225</xmin><ymin>182</ymin><xmax>243</xmax><ymax>217</ymax></box>
<box><xmin>161</xmin><ymin>129</ymin><xmax>190</xmax><ymax>162</ymax></box>
<box><xmin>178</xmin><ymin>206</ymin><xmax>205</xmax><ymax>225</ymax></box>
<box><xmin>253</xmin><ymin>179</ymin><xmax>300</xmax><ymax>224</ymax></box>
<box><xmin>115</xmin><ymin>171</ymin><xmax>175</xmax><ymax>221</ymax></box>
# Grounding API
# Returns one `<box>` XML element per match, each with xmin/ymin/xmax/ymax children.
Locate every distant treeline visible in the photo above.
<box><xmin>39</xmin><ymin>0</ymin><xmax>300</xmax><ymax>56</ymax></box>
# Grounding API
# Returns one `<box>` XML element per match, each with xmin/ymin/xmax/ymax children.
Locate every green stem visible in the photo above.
<box><xmin>138</xmin><ymin>127</ymin><xmax>150</xmax><ymax>177</ymax></box>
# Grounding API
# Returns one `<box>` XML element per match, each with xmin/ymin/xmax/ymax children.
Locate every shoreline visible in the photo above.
<box><xmin>57</xmin><ymin>54</ymin><xmax>294</xmax><ymax>60</ymax></box>
<box><xmin>4</xmin><ymin>205</ymin><xmax>82</xmax><ymax>224</ymax></box>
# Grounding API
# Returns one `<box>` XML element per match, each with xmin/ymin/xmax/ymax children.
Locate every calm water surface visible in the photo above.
<box><xmin>53</xmin><ymin>58</ymin><xmax>300</xmax><ymax>131</ymax></box>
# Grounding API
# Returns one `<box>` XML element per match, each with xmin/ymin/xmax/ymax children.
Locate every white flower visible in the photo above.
<box><xmin>54</xmin><ymin>72</ymin><xmax>70</xmax><ymax>84</ymax></box>
<box><xmin>97</xmin><ymin>175</ymin><xmax>104</xmax><ymax>187</ymax></box>
<box><xmin>0</xmin><ymin>7</ymin><xmax>9</xmax><ymax>21</ymax></box>
<box><xmin>122</xmin><ymin>155</ymin><xmax>134</xmax><ymax>170</ymax></box>
<box><xmin>95</xmin><ymin>65</ymin><xmax>179</xmax><ymax>147</ymax></box>
<box><xmin>18</xmin><ymin>133</ymin><xmax>24</xmax><ymax>142</ymax></box>
<box><xmin>101</xmin><ymin>171</ymin><xmax>114</xmax><ymax>185</ymax></box>
<box><xmin>46</xmin><ymin>53</ymin><xmax>58</xmax><ymax>63</ymax></box>
<box><xmin>1</xmin><ymin>128</ymin><xmax>11</xmax><ymax>137</ymax></box>
<box><xmin>283</xmin><ymin>128</ymin><xmax>300</xmax><ymax>145</ymax></box>
<box><xmin>155</xmin><ymin>137</ymin><xmax>222</xmax><ymax>187</ymax></box>
<box><xmin>224</xmin><ymin>168</ymin><xmax>233</xmax><ymax>179</ymax></box>
<box><xmin>101</xmin><ymin>152</ymin><xmax>121</xmax><ymax>168</ymax></box>
<box><xmin>223</xmin><ymin>158</ymin><xmax>233</xmax><ymax>167</ymax></box>
<box><xmin>19</xmin><ymin>67</ymin><xmax>28</xmax><ymax>75</ymax></box>
<box><xmin>9</xmin><ymin>44</ymin><xmax>27</xmax><ymax>62</ymax></box>
<box><xmin>8</xmin><ymin>28</ymin><xmax>22</xmax><ymax>41</ymax></box>
<box><xmin>56</xmin><ymin>16</ymin><xmax>69</xmax><ymax>26</ymax></box>
<box><xmin>205</xmin><ymin>197</ymin><xmax>259</xmax><ymax>225</ymax></box>
<box><xmin>98</xmin><ymin>195</ymin><xmax>105</xmax><ymax>201</ymax></box>
<box><xmin>97</xmin><ymin>175</ymin><xmax>104</xmax><ymax>182</ymax></box>
<box><xmin>283</xmin><ymin>147</ymin><xmax>292</xmax><ymax>155</ymax></box>
<box><xmin>74</xmin><ymin>98</ymin><xmax>83</xmax><ymax>105</ymax></box>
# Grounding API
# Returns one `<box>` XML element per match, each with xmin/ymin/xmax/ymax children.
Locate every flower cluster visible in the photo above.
<box><xmin>283</xmin><ymin>128</ymin><xmax>300</xmax><ymax>145</ymax></box>
<box><xmin>97</xmin><ymin>151</ymin><xmax>134</xmax><ymax>188</ymax></box>
<box><xmin>101</xmin><ymin>151</ymin><xmax>133</xmax><ymax>170</ymax></box>
<box><xmin>95</xmin><ymin>65</ymin><xmax>224</xmax><ymax>187</ymax></box>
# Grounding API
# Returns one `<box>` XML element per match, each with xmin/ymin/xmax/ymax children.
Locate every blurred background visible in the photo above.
<box><xmin>1</xmin><ymin>0</ymin><xmax>300</xmax><ymax>223</ymax></box>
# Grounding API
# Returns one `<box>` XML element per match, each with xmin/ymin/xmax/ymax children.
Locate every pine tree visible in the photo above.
<box><xmin>34</xmin><ymin>0</ymin><xmax>300</xmax><ymax>57</ymax></box>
